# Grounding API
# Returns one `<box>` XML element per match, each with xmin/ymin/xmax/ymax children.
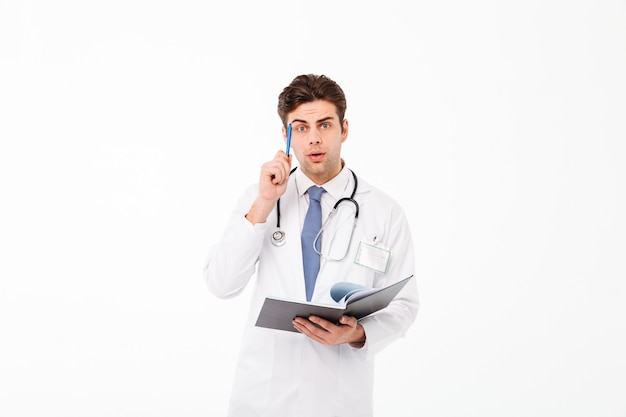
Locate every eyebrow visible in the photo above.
<box><xmin>291</xmin><ymin>116</ymin><xmax>335</xmax><ymax>125</ymax></box>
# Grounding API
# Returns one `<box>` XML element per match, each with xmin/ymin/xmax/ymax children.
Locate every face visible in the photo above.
<box><xmin>283</xmin><ymin>99</ymin><xmax>349</xmax><ymax>185</ymax></box>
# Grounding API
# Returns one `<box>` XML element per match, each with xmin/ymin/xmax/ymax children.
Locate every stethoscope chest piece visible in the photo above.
<box><xmin>271</xmin><ymin>230</ymin><xmax>286</xmax><ymax>247</ymax></box>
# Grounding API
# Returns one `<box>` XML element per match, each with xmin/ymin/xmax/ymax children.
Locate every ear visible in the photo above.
<box><xmin>341</xmin><ymin>119</ymin><xmax>349</xmax><ymax>143</ymax></box>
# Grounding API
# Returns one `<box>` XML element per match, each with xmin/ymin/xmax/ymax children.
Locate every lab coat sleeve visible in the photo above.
<box><xmin>203</xmin><ymin>184</ymin><xmax>266</xmax><ymax>299</ymax></box>
<box><xmin>357</xmin><ymin>203</ymin><xmax>419</xmax><ymax>359</ymax></box>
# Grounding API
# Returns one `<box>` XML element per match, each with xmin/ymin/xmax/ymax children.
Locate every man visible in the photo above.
<box><xmin>204</xmin><ymin>74</ymin><xmax>419</xmax><ymax>417</ymax></box>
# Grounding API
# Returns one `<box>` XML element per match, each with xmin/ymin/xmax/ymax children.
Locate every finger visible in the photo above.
<box><xmin>269</xmin><ymin>153</ymin><xmax>291</xmax><ymax>184</ymax></box>
<box><xmin>339</xmin><ymin>315</ymin><xmax>357</xmax><ymax>328</ymax></box>
<box><xmin>308</xmin><ymin>315</ymin><xmax>334</xmax><ymax>331</ymax></box>
<box><xmin>292</xmin><ymin>319</ymin><xmax>318</xmax><ymax>341</ymax></box>
<box><xmin>293</xmin><ymin>316</ymin><xmax>327</xmax><ymax>333</ymax></box>
<box><xmin>265</xmin><ymin>162</ymin><xmax>287</xmax><ymax>185</ymax></box>
<box><xmin>293</xmin><ymin>318</ymin><xmax>330</xmax><ymax>344</ymax></box>
<box><xmin>270</xmin><ymin>168</ymin><xmax>283</xmax><ymax>185</ymax></box>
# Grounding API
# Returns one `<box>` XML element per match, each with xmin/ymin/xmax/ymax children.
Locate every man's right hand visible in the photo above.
<box><xmin>245</xmin><ymin>151</ymin><xmax>292</xmax><ymax>224</ymax></box>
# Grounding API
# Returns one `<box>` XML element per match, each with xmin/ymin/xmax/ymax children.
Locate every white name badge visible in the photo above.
<box><xmin>354</xmin><ymin>241</ymin><xmax>390</xmax><ymax>273</ymax></box>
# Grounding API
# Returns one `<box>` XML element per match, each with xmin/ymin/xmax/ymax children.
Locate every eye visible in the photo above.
<box><xmin>321</xmin><ymin>123</ymin><xmax>330</xmax><ymax>129</ymax></box>
<box><xmin>297</xmin><ymin>125</ymin><xmax>307</xmax><ymax>132</ymax></box>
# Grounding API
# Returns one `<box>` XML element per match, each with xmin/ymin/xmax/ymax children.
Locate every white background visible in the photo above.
<box><xmin>1</xmin><ymin>1</ymin><xmax>625</xmax><ymax>416</ymax></box>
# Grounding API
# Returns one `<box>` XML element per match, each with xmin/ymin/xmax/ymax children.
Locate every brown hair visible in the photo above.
<box><xmin>277</xmin><ymin>74</ymin><xmax>347</xmax><ymax>129</ymax></box>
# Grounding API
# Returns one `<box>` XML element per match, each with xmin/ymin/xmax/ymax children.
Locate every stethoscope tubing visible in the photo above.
<box><xmin>271</xmin><ymin>168</ymin><xmax>359</xmax><ymax>249</ymax></box>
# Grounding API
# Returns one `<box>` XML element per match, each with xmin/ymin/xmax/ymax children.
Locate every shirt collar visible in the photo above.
<box><xmin>295</xmin><ymin>163</ymin><xmax>351</xmax><ymax>201</ymax></box>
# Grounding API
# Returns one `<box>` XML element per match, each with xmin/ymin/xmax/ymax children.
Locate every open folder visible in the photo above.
<box><xmin>255</xmin><ymin>275</ymin><xmax>413</xmax><ymax>332</ymax></box>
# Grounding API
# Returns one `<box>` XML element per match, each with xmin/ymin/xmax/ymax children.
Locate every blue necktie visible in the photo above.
<box><xmin>302</xmin><ymin>186</ymin><xmax>325</xmax><ymax>302</ymax></box>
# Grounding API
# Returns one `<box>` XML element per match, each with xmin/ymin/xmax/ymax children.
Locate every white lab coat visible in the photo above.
<box><xmin>204</xmin><ymin>167</ymin><xmax>419</xmax><ymax>417</ymax></box>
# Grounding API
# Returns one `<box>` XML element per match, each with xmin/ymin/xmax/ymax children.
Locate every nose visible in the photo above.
<box><xmin>308</xmin><ymin>130</ymin><xmax>321</xmax><ymax>145</ymax></box>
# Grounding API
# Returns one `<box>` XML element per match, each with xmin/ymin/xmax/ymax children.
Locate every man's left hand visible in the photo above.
<box><xmin>292</xmin><ymin>315</ymin><xmax>366</xmax><ymax>348</ymax></box>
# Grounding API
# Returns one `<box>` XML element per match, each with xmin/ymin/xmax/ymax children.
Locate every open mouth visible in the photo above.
<box><xmin>309</xmin><ymin>152</ymin><xmax>325</xmax><ymax>161</ymax></box>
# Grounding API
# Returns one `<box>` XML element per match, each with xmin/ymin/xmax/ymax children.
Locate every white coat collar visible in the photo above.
<box><xmin>294</xmin><ymin>164</ymin><xmax>351</xmax><ymax>202</ymax></box>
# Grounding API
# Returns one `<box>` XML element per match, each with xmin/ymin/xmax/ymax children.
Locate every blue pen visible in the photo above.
<box><xmin>286</xmin><ymin>123</ymin><xmax>292</xmax><ymax>156</ymax></box>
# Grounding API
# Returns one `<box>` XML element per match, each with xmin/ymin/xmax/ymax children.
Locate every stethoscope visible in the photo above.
<box><xmin>271</xmin><ymin>168</ymin><xmax>360</xmax><ymax>261</ymax></box>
